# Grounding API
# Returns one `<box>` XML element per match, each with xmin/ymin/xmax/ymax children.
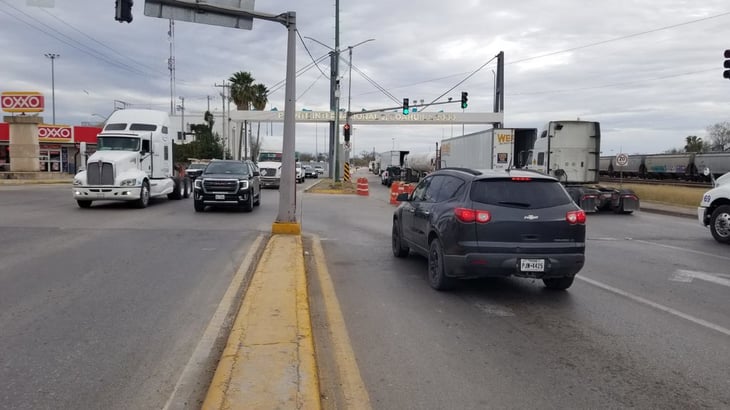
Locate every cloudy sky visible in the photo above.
<box><xmin>2</xmin><ymin>0</ymin><xmax>729</xmax><ymax>157</ymax></box>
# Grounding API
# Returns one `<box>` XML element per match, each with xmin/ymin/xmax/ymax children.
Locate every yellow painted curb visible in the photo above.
<box><xmin>202</xmin><ymin>235</ymin><xmax>320</xmax><ymax>410</ymax></box>
<box><xmin>271</xmin><ymin>222</ymin><xmax>302</xmax><ymax>235</ymax></box>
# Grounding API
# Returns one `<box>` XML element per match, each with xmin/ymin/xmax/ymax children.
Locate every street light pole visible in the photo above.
<box><xmin>44</xmin><ymin>53</ymin><xmax>60</xmax><ymax>124</ymax></box>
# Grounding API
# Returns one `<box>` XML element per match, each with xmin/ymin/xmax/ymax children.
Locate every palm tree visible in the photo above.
<box><xmin>684</xmin><ymin>135</ymin><xmax>704</xmax><ymax>153</ymax></box>
<box><xmin>251</xmin><ymin>83</ymin><xmax>269</xmax><ymax>161</ymax></box>
<box><xmin>229</xmin><ymin>71</ymin><xmax>255</xmax><ymax>110</ymax></box>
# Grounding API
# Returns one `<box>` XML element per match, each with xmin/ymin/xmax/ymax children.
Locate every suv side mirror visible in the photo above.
<box><xmin>396</xmin><ymin>192</ymin><xmax>410</xmax><ymax>201</ymax></box>
<box><xmin>253</xmin><ymin>171</ymin><xmax>260</xmax><ymax>176</ymax></box>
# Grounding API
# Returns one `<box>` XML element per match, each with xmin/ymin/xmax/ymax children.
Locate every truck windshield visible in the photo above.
<box><xmin>205</xmin><ymin>162</ymin><xmax>248</xmax><ymax>175</ymax></box>
<box><xmin>97</xmin><ymin>136</ymin><xmax>140</xmax><ymax>151</ymax></box>
<box><xmin>259</xmin><ymin>152</ymin><xmax>283</xmax><ymax>162</ymax></box>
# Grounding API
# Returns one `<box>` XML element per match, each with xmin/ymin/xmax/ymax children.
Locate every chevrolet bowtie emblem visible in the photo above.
<box><xmin>524</xmin><ymin>214</ymin><xmax>539</xmax><ymax>220</ymax></box>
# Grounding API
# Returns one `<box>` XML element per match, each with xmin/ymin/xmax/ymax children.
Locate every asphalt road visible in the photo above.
<box><xmin>0</xmin><ymin>180</ymin><xmax>314</xmax><ymax>410</ymax></box>
<box><xmin>305</xmin><ymin>169</ymin><xmax>730</xmax><ymax>409</ymax></box>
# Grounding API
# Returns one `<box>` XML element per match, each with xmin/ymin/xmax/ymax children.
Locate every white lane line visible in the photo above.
<box><xmin>631</xmin><ymin>239</ymin><xmax>730</xmax><ymax>262</ymax></box>
<box><xmin>670</xmin><ymin>269</ymin><xmax>730</xmax><ymax>288</ymax></box>
<box><xmin>576</xmin><ymin>275</ymin><xmax>730</xmax><ymax>338</ymax></box>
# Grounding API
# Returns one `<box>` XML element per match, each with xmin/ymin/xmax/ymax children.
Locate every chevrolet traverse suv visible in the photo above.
<box><xmin>392</xmin><ymin>168</ymin><xmax>586</xmax><ymax>290</ymax></box>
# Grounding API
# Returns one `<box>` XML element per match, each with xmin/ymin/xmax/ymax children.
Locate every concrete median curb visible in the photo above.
<box><xmin>202</xmin><ymin>234</ymin><xmax>320</xmax><ymax>409</ymax></box>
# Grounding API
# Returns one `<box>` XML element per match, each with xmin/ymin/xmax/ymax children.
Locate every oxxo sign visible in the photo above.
<box><xmin>38</xmin><ymin>124</ymin><xmax>73</xmax><ymax>142</ymax></box>
<box><xmin>1</xmin><ymin>91</ymin><xmax>45</xmax><ymax>113</ymax></box>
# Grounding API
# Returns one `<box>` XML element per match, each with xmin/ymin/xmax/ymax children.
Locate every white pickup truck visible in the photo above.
<box><xmin>698</xmin><ymin>170</ymin><xmax>730</xmax><ymax>244</ymax></box>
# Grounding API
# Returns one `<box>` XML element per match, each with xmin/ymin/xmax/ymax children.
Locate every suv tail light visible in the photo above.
<box><xmin>566</xmin><ymin>210</ymin><xmax>586</xmax><ymax>225</ymax></box>
<box><xmin>455</xmin><ymin>208</ymin><xmax>491</xmax><ymax>223</ymax></box>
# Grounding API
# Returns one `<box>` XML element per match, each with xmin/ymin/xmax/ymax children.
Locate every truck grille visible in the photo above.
<box><xmin>203</xmin><ymin>179</ymin><xmax>239</xmax><ymax>193</ymax></box>
<box><xmin>87</xmin><ymin>161</ymin><xmax>114</xmax><ymax>185</ymax></box>
<box><xmin>260</xmin><ymin>168</ymin><xmax>277</xmax><ymax>177</ymax></box>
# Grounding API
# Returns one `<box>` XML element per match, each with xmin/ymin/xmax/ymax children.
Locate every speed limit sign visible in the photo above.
<box><xmin>615</xmin><ymin>153</ymin><xmax>629</xmax><ymax>167</ymax></box>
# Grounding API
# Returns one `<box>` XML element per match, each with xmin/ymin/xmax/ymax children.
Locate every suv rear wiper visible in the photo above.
<box><xmin>497</xmin><ymin>201</ymin><xmax>531</xmax><ymax>207</ymax></box>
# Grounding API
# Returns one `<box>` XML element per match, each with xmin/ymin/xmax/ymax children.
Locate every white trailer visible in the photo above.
<box><xmin>439</xmin><ymin>128</ymin><xmax>536</xmax><ymax>170</ymax></box>
<box><xmin>72</xmin><ymin>109</ymin><xmax>190</xmax><ymax>208</ymax></box>
<box><xmin>378</xmin><ymin>150</ymin><xmax>409</xmax><ymax>186</ymax></box>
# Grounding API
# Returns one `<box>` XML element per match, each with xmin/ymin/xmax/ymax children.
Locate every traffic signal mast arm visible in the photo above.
<box><xmin>350</xmin><ymin>99</ymin><xmax>464</xmax><ymax>117</ymax></box>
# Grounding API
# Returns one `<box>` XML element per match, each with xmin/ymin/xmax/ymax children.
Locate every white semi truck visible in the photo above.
<box><xmin>257</xmin><ymin>138</ymin><xmax>284</xmax><ymax>189</ymax></box>
<box><xmin>698</xmin><ymin>170</ymin><xmax>730</xmax><ymax>244</ymax></box>
<box><xmin>525</xmin><ymin>120</ymin><xmax>639</xmax><ymax>213</ymax></box>
<box><xmin>72</xmin><ymin>109</ymin><xmax>191</xmax><ymax>208</ymax></box>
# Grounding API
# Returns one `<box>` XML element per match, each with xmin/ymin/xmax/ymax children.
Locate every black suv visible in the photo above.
<box><xmin>193</xmin><ymin>160</ymin><xmax>261</xmax><ymax>212</ymax></box>
<box><xmin>392</xmin><ymin>168</ymin><xmax>586</xmax><ymax>291</ymax></box>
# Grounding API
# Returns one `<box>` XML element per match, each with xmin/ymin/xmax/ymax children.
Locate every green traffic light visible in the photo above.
<box><xmin>402</xmin><ymin>108</ymin><xmax>409</xmax><ymax>115</ymax></box>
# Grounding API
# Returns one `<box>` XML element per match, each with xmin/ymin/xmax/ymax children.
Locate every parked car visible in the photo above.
<box><xmin>314</xmin><ymin>165</ymin><xmax>325</xmax><ymax>175</ymax></box>
<box><xmin>193</xmin><ymin>159</ymin><xmax>261</xmax><ymax>212</ymax></box>
<box><xmin>304</xmin><ymin>165</ymin><xmax>318</xmax><ymax>178</ymax></box>
<box><xmin>391</xmin><ymin>168</ymin><xmax>586</xmax><ymax>290</ymax></box>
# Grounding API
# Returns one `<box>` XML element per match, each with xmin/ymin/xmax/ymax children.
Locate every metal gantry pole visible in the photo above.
<box><xmin>277</xmin><ymin>11</ymin><xmax>297</xmax><ymax>223</ymax></box>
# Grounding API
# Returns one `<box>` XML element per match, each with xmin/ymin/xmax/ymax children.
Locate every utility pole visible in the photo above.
<box><xmin>44</xmin><ymin>53</ymin><xmax>60</xmax><ymax>124</ymax></box>
<box><xmin>178</xmin><ymin>96</ymin><xmax>185</xmax><ymax>140</ymax></box>
<box><xmin>215</xmin><ymin>81</ymin><xmax>231</xmax><ymax>157</ymax></box>
<box><xmin>168</xmin><ymin>19</ymin><xmax>176</xmax><ymax>116</ymax></box>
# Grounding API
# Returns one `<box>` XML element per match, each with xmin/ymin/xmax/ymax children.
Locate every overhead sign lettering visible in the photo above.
<box><xmin>1</xmin><ymin>91</ymin><xmax>45</xmax><ymax>113</ymax></box>
<box><xmin>230</xmin><ymin>110</ymin><xmax>503</xmax><ymax>125</ymax></box>
<box><xmin>38</xmin><ymin>124</ymin><xmax>72</xmax><ymax>142</ymax></box>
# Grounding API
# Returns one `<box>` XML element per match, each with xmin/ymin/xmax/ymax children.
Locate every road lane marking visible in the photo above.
<box><xmin>670</xmin><ymin>269</ymin><xmax>730</xmax><ymax>288</ymax></box>
<box><xmin>311</xmin><ymin>235</ymin><xmax>373</xmax><ymax>409</ymax></box>
<box><xmin>163</xmin><ymin>234</ymin><xmax>266</xmax><ymax>410</ymax></box>
<box><xmin>577</xmin><ymin>276</ymin><xmax>730</xmax><ymax>338</ymax></box>
<box><xmin>631</xmin><ymin>239</ymin><xmax>730</xmax><ymax>262</ymax></box>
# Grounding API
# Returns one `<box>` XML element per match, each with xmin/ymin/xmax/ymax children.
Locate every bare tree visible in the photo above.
<box><xmin>706</xmin><ymin>122</ymin><xmax>730</xmax><ymax>151</ymax></box>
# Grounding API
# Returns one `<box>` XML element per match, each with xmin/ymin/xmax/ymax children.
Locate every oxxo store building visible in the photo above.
<box><xmin>0</xmin><ymin>123</ymin><xmax>101</xmax><ymax>173</ymax></box>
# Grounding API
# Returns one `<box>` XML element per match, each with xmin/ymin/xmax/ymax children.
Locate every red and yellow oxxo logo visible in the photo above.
<box><xmin>1</xmin><ymin>91</ymin><xmax>45</xmax><ymax>113</ymax></box>
<box><xmin>38</xmin><ymin>124</ymin><xmax>72</xmax><ymax>142</ymax></box>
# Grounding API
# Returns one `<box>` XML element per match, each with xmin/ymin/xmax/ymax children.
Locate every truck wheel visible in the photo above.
<box><xmin>134</xmin><ymin>181</ymin><xmax>150</xmax><ymax>208</ymax></box>
<box><xmin>77</xmin><ymin>200</ymin><xmax>92</xmax><ymax>209</ymax></box>
<box><xmin>710</xmin><ymin>205</ymin><xmax>730</xmax><ymax>244</ymax></box>
<box><xmin>194</xmin><ymin>199</ymin><xmax>205</xmax><ymax>212</ymax></box>
<box><xmin>427</xmin><ymin>238</ymin><xmax>454</xmax><ymax>291</ymax></box>
<box><xmin>543</xmin><ymin>276</ymin><xmax>575</xmax><ymax>290</ymax></box>
<box><xmin>168</xmin><ymin>177</ymin><xmax>183</xmax><ymax>200</ymax></box>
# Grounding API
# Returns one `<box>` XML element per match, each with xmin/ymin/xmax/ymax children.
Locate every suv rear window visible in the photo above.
<box><xmin>470</xmin><ymin>179</ymin><xmax>572</xmax><ymax>209</ymax></box>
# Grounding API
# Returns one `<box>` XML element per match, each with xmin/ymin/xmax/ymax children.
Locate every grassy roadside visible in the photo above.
<box><xmin>605</xmin><ymin>183</ymin><xmax>705</xmax><ymax>208</ymax></box>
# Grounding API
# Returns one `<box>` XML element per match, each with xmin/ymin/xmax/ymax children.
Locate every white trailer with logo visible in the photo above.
<box><xmin>72</xmin><ymin>109</ymin><xmax>190</xmax><ymax>208</ymax></box>
<box><xmin>439</xmin><ymin>128</ymin><xmax>537</xmax><ymax>171</ymax></box>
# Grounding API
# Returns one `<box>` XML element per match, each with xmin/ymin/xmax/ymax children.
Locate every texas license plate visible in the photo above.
<box><xmin>215</xmin><ymin>194</ymin><xmax>225</xmax><ymax>200</ymax></box>
<box><xmin>520</xmin><ymin>259</ymin><xmax>545</xmax><ymax>272</ymax></box>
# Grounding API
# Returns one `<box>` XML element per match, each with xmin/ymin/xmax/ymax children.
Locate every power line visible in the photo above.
<box><xmin>39</xmin><ymin>8</ymin><xmax>164</xmax><ymax>75</ymax></box>
<box><xmin>0</xmin><ymin>0</ymin><xmax>162</xmax><ymax>78</ymax></box>
<box><xmin>296</xmin><ymin>30</ymin><xmax>329</xmax><ymax>80</ymax></box>
<box><xmin>420</xmin><ymin>55</ymin><xmax>498</xmax><ymax>112</ymax></box>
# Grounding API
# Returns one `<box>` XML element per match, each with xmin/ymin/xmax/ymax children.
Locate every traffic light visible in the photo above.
<box><xmin>460</xmin><ymin>91</ymin><xmax>468</xmax><ymax>109</ymax></box>
<box><xmin>402</xmin><ymin>98</ymin><xmax>409</xmax><ymax>115</ymax></box>
<box><xmin>115</xmin><ymin>0</ymin><xmax>133</xmax><ymax>23</ymax></box>
<box><xmin>343</xmin><ymin>123</ymin><xmax>351</xmax><ymax>142</ymax></box>
<box><xmin>724</xmin><ymin>50</ymin><xmax>730</xmax><ymax>79</ymax></box>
